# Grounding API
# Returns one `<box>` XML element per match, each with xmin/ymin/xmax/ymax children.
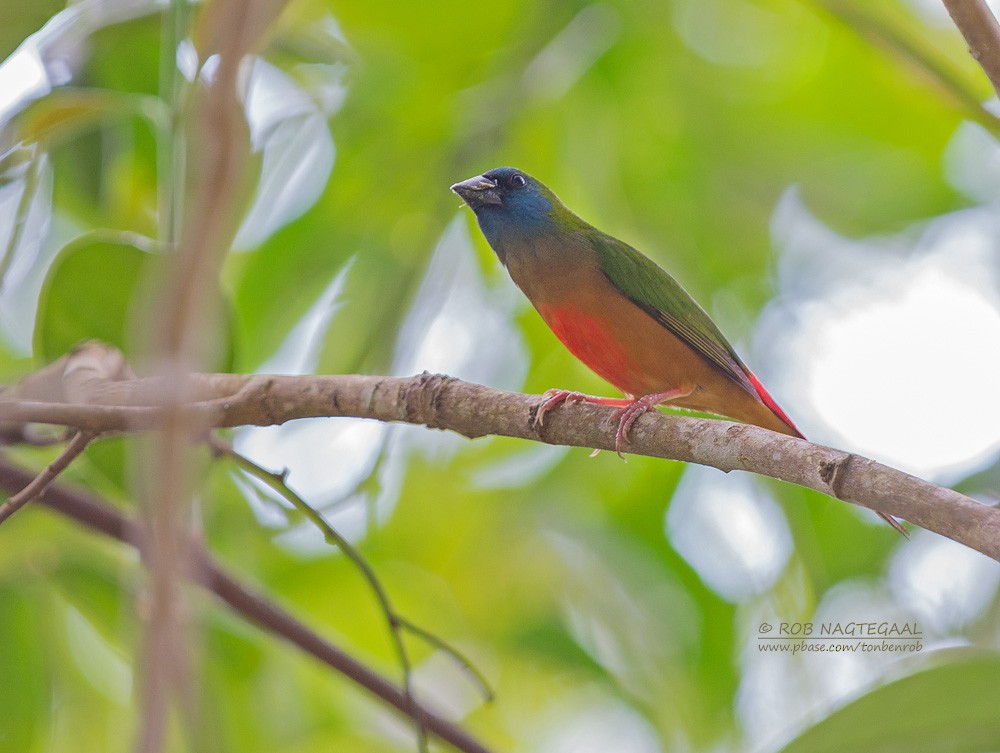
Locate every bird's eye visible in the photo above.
<box><xmin>510</xmin><ymin>173</ymin><xmax>528</xmax><ymax>189</ymax></box>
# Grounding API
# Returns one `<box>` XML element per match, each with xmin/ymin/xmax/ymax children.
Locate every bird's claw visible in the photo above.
<box><xmin>533</xmin><ymin>389</ymin><xmax>586</xmax><ymax>428</ymax></box>
<box><xmin>606</xmin><ymin>394</ymin><xmax>663</xmax><ymax>458</ymax></box>
<box><xmin>535</xmin><ymin>389</ymin><xmax>678</xmax><ymax>459</ymax></box>
<box><xmin>608</xmin><ymin>405</ymin><xmax>646</xmax><ymax>458</ymax></box>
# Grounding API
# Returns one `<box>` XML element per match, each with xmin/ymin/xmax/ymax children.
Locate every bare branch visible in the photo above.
<box><xmin>943</xmin><ymin>0</ymin><xmax>1000</xmax><ymax>98</ymax></box>
<box><xmin>3</xmin><ymin>370</ymin><xmax>999</xmax><ymax>560</ymax></box>
<box><xmin>0</xmin><ymin>457</ymin><xmax>497</xmax><ymax>753</ymax></box>
<box><xmin>0</xmin><ymin>430</ymin><xmax>94</xmax><ymax>525</ymax></box>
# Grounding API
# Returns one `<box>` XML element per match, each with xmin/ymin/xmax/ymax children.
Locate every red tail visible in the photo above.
<box><xmin>745</xmin><ymin>370</ymin><xmax>804</xmax><ymax>439</ymax></box>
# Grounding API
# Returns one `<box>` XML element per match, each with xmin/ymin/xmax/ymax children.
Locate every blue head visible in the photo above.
<box><xmin>451</xmin><ymin>167</ymin><xmax>568</xmax><ymax>262</ymax></box>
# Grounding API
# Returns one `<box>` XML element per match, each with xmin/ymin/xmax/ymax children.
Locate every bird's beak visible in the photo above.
<box><xmin>450</xmin><ymin>174</ymin><xmax>502</xmax><ymax>208</ymax></box>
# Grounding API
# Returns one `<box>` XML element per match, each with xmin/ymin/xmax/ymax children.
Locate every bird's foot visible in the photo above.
<box><xmin>607</xmin><ymin>396</ymin><xmax>659</xmax><ymax>458</ymax></box>
<box><xmin>607</xmin><ymin>388</ymin><xmax>694</xmax><ymax>458</ymax></box>
<box><xmin>533</xmin><ymin>390</ymin><xmax>585</xmax><ymax>427</ymax></box>
<box><xmin>533</xmin><ymin>389</ymin><xmax>631</xmax><ymax>428</ymax></box>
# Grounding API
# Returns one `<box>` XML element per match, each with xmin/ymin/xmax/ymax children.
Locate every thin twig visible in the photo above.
<box><xmin>942</xmin><ymin>0</ymin><xmax>1000</xmax><ymax>98</ymax></box>
<box><xmin>0</xmin><ymin>430</ymin><xmax>94</xmax><ymax>525</ymax></box>
<box><xmin>0</xmin><ymin>456</ymin><xmax>498</xmax><ymax>753</ymax></box>
<box><xmin>209</xmin><ymin>436</ymin><xmax>431</xmax><ymax>749</ymax></box>
<box><xmin>395</xmin><ymin>616</ymin><xmax>496</xmax><ymax>703</ymax></box>
<box><xmin>211</xmin><ymin>435</ymin><xmax>496</xmax><ymax>703</ymax></box>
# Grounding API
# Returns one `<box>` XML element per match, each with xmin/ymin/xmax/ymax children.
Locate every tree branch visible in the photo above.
<box><xmin>140</xmin><ymin>0</ymin><xmax>288</xmax><ymax>746</ymax></box>
<box><xmin>3</xmin><ymin>369</ymin><xmax>999</xmax><ymax>560</ymax></box>
<box><xmin>0</xmin><ymin>429</ymin><xmax>93</xmax><ymax>524</ymax></box>
<box><xmin>0</xmin><ymin>457</ymin><xmax>497</xmax><ymax>753</ymax></box>
<box><xmin>942</xmin><ymin>0</ymin><xmax>1000</xmax><ymax>98</ymax></box>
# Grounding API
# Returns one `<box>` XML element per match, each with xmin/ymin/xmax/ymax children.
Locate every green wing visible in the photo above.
<box><xmin>588</xmin><ymin>231</ymin><xmax>757</xmax><ymax>395</ymax></box>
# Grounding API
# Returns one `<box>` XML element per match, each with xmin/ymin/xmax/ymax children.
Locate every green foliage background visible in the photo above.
<box><xmin>2</xmin><ymin>1</ymin><xmax>1000</xmax><ymax>751</ymax></box>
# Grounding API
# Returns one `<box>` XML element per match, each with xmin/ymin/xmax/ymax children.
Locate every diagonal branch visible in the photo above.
<box><xmin>0</xmin><ymin>457</ymin><xmax>497</xmax><ymax>753</ymax></box>
<box><xmin>2</xmin><ymin>370</ymin><xmax>1000</xmax><ymax>561</ymax></box>
<box><xmin>942</xmin><ymin>0</ymin><xmax>1000</xmax><ymax>98</ymax></box>
<box><xmin>0</xmin><ymin>430</ymin><xmax>94</xmax><ymax>525</ymax></box>
<box><xmin>210</xmin><ymin>436</ymin><xmax>495</xmax><ymax>720</ymax></box>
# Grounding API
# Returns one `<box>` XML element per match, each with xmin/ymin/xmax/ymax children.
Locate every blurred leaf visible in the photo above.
<box><xmin>34</xmin><ymin>233</ymin><xmax>158</xmax><ymax>361</ymax></box>
<box><xmin>53</xmin><ymin>558</ymin><xmax>133</xmax><ymax>649</ymax></box>
<box><xmin>0</xmin><ymin>0</ymin><xmax>63</xmax><ymax>61</ymax></box>
<box><xmin>10</xmin><ymin>88</ymin><xmax>166</xmax><ymax>150</ymax></box>
<box><xmin>0</xmin><ymin>588</ymin><xmax>49</xmax><ymax>753</ymax></box>
<box><xmin>776</xmin><ymin>651</ymin><xmax>1000</xmax><ymax>753</ymax></box>
<box><xmin>35</xmin><ymin>233</ymin><xmax>235</xmax><ymax>369</ymax></box>
<box><xmin>79</xmin><ymin>435</ymin><xmax>132</xmax><ymax>499</ymax></box>
<box><xmin>0</xmin><ymin>145</ymin><xmax>43</xmax><ymax>294</ymax></box>
<box><xmin>83</xmin><ymin>12</ymin><xmax>163</xmax><ymax>97</ymax></box>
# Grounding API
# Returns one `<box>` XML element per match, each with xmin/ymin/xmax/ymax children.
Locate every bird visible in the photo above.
<box><xmin>451</xmin><ymin>167</ymin><xmax>905</xmax><ymax>534</ymax></box>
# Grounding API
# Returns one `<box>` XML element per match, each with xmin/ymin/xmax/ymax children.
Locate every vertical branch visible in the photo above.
<box><xmin>942</xmin><ymin>0</ymin><xmax>1000</xmax><ymax>98</ymax></box>
<box><xmin>157</xmin><ymin>0</ymin><xmax>188</xmax><ymax>247</ymax></box>
<box><xmin>137</xmin><ymin>1</ymin><xmax>288</xmax><ymax>751</ymax></box>
<box><xmin>136</xmin><ymin>1</ymin><xmax>194</xmax><ymax>744</ymax></box>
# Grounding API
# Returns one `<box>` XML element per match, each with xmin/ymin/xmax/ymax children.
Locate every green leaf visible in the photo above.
<box><xmin>776</xmin><ymin>651</ymin><xmax>1000</xmax><ymax>753</ymax></box>
<box><xmin>53</xmin><ymin>559</ymin><xmax>134</xmax><ymax>648</ymax></box>
<box><xmin>0</xmin><ymin>588</ymin><xmax>49</xmax><ymax>752</ymax></box>
<box><xmin>34</xmin><ymin>232</ymin><xmax>235</xmax><ymax>371</ymax></box>
<box><xmin>34</xmin><ymin>233</ymin><xmax>157</xmax><ymax>362</ymax></box>
<box><xmin>0</xmin><ymin>0</ymin><xmax>63</xmax><ymax>60</ymax></box>
<box><xmin>12</xmin><ymin>88</ymin><xmax>167</xmax><ymax>150</ymax></box>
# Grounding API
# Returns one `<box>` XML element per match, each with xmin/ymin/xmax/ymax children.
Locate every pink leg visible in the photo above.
<box><xmin>533</xmin><ymin>389</ymin><xmax>633</xmax><ymax>428</ymax></box>
<box><xmin>607</xmin><ymin>388</ymin><xmax>694</xmax><ymax>458</ymax></box>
